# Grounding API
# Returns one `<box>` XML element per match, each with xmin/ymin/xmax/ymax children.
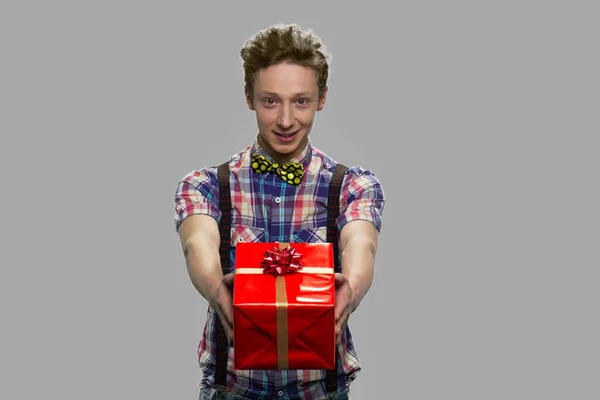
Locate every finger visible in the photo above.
<box><xmin>336</xmin><ymin>315</ymin><xmax>349</xmax><ymax>345</ymax></box>
<box><xmin>334</xmin><ymin>273</ymin><xmax>347</xmax><ymax>287</ymax></box>
<box><xmin>225</xmin><ymin>324</ymin><xmax>234</xmax><ymax>347</ymax></box>
<box><xmin>334</xmin><ymin>303</ymin><xmax>344</xmax><ymax>322</ymax></box>
<box><xmin>215</xmin><ymin>304</ymin><xmax>233</xmax><ymax>328</ymax></box>
<box><xmin>220</xmin><ymin>298</ymin><xmax>235</xmax><ymax>327</ymax></box>
<box><xmin>337</xmin><ymin>312</ymin><xmax>349</xmax><ymax>329</ymax></box>
<box><xmin>335</xmin><ymin>305</ymin><xmax>343</xmax><ymax>322</ymax></box>
<box><xmin>335</xmin><ymin>313</ymin><xmax>348</xmax><ymax>336</ymax></box>
<box><xmin>334</xmin><ymin>300</ymin><xmax>343</xmax><ymax>322</ymax></box>
<box><xmin>222</xmin><ymin>272</ymin><xmax>235</xmax><ymax>287</ymax></box>
<box><xmin>341</xmin><ymin>313</ymin><xmax>350</xmax><ymax>332</ymax></box>
<box><xmin>335</xmin><ymin>294</ymin><xmax>350</xmax><ymax>322</ymax></box>
<box><xmin>216</xmin><ymin>307</ymin><xmax>234</xmax><ymax>346</ymax></box>
<box><xmin>221</xmin><ymin>315</ymin><xmax>233</xmax><ymax>335</ymax></box>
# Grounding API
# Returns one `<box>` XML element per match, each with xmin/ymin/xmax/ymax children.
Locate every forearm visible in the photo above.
<box><xmin>182</xmin><ymin>232</ymin><xmax>223</xmax><ymax>302</ymax></box>
<box><xmin>340</xmin><ymin>232</ymin><xmax>378</xmax><ymax>312</ymax></box>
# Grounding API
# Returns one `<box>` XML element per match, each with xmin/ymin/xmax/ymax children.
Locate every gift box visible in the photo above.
<box><xmin>233</xmin><ymin>242</ymin><xmax>336</xmax><ymax>370</ymax></box>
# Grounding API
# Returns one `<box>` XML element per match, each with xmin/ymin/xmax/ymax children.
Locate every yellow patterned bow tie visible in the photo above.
<box><xmin>251</xmin><ymin>153</ymin><xmax>304</xmax><ymax>185</ymax></box>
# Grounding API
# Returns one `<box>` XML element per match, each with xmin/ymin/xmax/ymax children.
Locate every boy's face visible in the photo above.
<box><xmin>246</xmin><ymin>62</ymin><xmax>327</xmax><ymax>163</ymax></box>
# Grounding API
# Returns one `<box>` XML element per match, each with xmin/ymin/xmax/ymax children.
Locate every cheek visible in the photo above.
<box><xmin>256</xmin><ymin>110</ymin><xmax>276</xmax><ymax>126</ymax></box>
<box><xmin>296</xmin><ymin>111</ymin><xmax>315</xmax><ymax>126</ymax></box>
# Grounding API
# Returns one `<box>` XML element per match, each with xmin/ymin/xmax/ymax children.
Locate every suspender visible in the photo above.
<box><xmin>214</xmin><ymin>160</ymin><xmax>349</xmax><ymax>393</ymax></box>
<box><xmin>214</xmin><ymin>162</ymin><xmax>232</xmax><ymax>387</ymax></box>
<box><xmin>325</xmin><ymin>162</ymin><xmax>348</xmax><ymax>392</ymax></box>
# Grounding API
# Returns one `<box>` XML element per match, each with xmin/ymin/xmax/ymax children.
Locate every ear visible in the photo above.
<box><xmin>245</xmin><ymin>89</ymin><xmax>256</xmax><ymax>111</ymax></box>
<box><xmin>317</xmin><ymin>86</ymin><xmax>328</xmax><ymax>111</ymax></box>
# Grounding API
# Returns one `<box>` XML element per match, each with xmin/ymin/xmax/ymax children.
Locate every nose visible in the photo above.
<box><xmin>277</xmin><ymin>104</ymin><xmax>294</xmax><ymax>130</ymax></box>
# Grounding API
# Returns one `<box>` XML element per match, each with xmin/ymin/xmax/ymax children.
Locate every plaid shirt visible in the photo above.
<box><xmin>174</xmin><ymin>137</ymin><xmax>385</xmax><ymax>400</ymax></box>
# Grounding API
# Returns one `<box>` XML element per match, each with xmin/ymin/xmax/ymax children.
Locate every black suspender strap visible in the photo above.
<box><xmin>325</xmin><ymin>162</ymin><xmax>349</xmax><ymax>393</ymax></box>
<box><xmin>327</xmin><ymin>163</ymin><xmax>348</xmax><ymax>273</ymax></box>
<box><xmin>215</xmin><ymin>161</ymin><xmax>232</xmax><ymax>387</ymax></box>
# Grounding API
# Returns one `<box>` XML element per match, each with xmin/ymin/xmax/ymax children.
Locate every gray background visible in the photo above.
<box><xmin>1</xmin><ymin>1</ymin><xmax>598</xmax><ymax>399</ymax></box>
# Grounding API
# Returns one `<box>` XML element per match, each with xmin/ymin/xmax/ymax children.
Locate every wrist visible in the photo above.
<box><xmin>204</xmin><ymin>275</ymin><xmax>224</xmax><ymax>301</ymax></box>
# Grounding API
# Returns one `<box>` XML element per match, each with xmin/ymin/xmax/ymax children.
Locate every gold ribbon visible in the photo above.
<box><xmin>275</xmin><ymin>242</ymin><xmax>289</xmax><ymax>369</ymax></box>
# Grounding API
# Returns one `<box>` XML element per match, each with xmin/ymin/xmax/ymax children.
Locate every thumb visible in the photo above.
<box><xmin>334</xmin><ymin>273</ymin><xmax>347</xmax><ymax>286</ymax></box>
<box><xmin>222</xmin><ymin>272</ymin><xmax>235</xmax><ymax>287</ymax></box>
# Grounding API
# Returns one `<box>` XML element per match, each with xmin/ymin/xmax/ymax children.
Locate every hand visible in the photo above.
<box><xmin>334</xmin><ymin>273</ymin><xmax>356</xmax><ymax>346</ymax></box>
<box><xmin>208</xmin><ymin>272</ymin><xmax>235</xmax><ymax>346</ymax></box>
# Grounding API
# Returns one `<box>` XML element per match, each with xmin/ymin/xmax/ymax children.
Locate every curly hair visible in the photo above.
<box><xmin>240</xmin><ymin>23</ymin><xmax>331</xmax><ymax>99</ymax></box>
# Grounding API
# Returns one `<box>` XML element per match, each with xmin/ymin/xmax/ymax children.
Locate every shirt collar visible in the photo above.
<box><xmin>250</xmin><ymin>134</ymin><xmax>313</xmax><ymax>170</ymax></box>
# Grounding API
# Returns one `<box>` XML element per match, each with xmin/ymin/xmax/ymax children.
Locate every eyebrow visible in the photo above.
<box><xmin>259</xmin><ymin>91</ymin><xmax>316</xmax><ymax>97</ymax></box>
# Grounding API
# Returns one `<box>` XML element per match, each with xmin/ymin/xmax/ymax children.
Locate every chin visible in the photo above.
<box><xmin>270</xmin><ymin>144</ymin><xmax>297</xmax><ymax>155</ymax></box>
<box><xmin>259</xmin><ymin>130</ymin><xmax>307</xmax><ymax>157</ymax></box>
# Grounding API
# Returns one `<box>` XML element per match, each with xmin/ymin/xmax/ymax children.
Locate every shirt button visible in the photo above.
<box><xmin>274</xmin><ymin>197</ymin><xmax>281</xmax><ymax>204</ymax></box>
<box><xmin>277</xmin><ymin>390</ymin><xmax>284</xmax><ymax>396</ymax></box>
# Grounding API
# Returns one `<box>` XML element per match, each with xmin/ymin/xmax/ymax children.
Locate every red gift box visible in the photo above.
<box><xmin>233</xmin><ymin>242</ymin><xmax>336</xmax><ymax>370</ymax></box>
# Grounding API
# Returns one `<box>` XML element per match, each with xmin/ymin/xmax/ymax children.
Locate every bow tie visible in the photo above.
<box><xmin>251</xmin><ymin>153</ymin><xmax>304</xmax><ymax>186</ymax></box>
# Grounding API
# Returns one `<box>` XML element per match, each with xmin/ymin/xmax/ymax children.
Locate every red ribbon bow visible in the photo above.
<box><xmin>261</xmin><ymin>245</ymin><xmax>304</xmax><ymax>276</ymax></box>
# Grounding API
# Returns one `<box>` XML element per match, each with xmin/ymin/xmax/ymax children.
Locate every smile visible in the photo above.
<box><xmin>273</xmin><ymin>130</ymin><xmax>299</xmax><ymax>143</ymax></box>
<box><xmin>274</xmin><ymin>130</ymin><xmax>299</xmax><ymax>138</ymax></box>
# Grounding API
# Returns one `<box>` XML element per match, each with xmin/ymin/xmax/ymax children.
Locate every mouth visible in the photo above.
<box><xmin>274</xmin><ymin>130</ymin><xmax>299</xmax><ymax>138</ymax></box>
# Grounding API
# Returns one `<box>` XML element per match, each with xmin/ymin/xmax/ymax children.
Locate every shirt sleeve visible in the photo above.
<box><xmin>173</xmin><ymin>167</ymin><xmax>220</xmax><ymax>232</ymax></box>
<box><xmin>337</xmin><ymin>166</ymin><xmax>386</xmax><ymax>233</ymax></box>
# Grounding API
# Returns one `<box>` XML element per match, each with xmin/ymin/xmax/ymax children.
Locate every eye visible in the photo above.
<box><xmin>262</xmin><ymin>98</ymin><xmax>277</xmax><ymax>106</ymax></box>
<box><xmin>297</xmin><ymin>98</ymin><xmax>310</xmax><ymax>106</ymax></box>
